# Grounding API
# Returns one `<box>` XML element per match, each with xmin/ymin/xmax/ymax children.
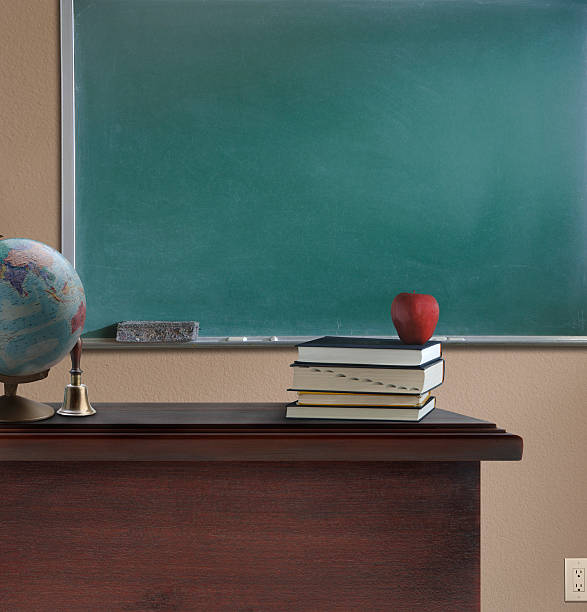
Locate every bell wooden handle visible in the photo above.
<box><xmin>71</xmin><ymin>339</ymin><xmax>83</xmax><ymax>376</ymax></box>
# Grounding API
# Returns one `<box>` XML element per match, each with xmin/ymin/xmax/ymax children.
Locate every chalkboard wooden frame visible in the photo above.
<box><xmin>59</xmin><ymin>0</ymin><xmax>587</xmax><ymax>347</ymax></box>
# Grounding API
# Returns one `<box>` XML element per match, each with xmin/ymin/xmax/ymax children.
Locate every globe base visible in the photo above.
<box><xmin>0</xmin><ymin>394</ymin><xmax>54</xmax><ymax>423</ymax></box>
<box><xmin>0</xmin><ymin>371</ymin><xmax>54</xmax><ymax>422</ymax></box>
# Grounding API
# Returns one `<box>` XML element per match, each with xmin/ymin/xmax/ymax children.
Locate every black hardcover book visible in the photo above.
<box><xmin>296</xmin><ymin>336</ymin><xmax>441</xmax><ymax>366</ymax></box>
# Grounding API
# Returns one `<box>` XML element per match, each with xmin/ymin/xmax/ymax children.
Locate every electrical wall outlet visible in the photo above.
<box><xmin>565</xmin><ymin>559</ymin><xmax>587</xmax><ymax>601</ymax></box>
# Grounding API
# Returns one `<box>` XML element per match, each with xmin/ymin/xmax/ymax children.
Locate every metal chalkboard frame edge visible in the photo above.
<box><xmin>61</xmin><ymin>0</ymin><xmax>75</xmax><ymax>265</ymax></box>
<box><xmin>60</xmin><ymin>0</ymin><xmax>587</xmax><ymax>347</ymax></box>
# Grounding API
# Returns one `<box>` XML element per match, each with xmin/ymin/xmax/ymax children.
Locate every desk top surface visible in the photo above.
<box><xmin>3</xmin><ymin>404</ymin><xmax>492</xmax><ymax>431</ymax></box>
<box><xmin>0</xmin><ymin>403</ymin><xmax>522</xmax><ymax>462</ymax></box>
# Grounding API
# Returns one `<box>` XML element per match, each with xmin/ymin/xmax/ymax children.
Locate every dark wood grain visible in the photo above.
<box><xmin>0</xmin><ymin>461</ymin><xmax>480</xmax><ymax>612</ymax></box>
<box><xmin>0</xmin><ymin>404</ymin><xmax>523</xmax><ymax>462</ymax></box>
<box><xmin>0</xmin><ymin>405</ymin><xmax>518</xmax><ymax>609</ymax></box>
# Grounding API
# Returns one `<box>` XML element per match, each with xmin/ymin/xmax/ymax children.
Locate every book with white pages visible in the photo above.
<box><xmin>295</xmin><ymin>391</ymin><xmax>431</xmax><ymax>407</ymax></box>
<box><xmin>290</xmin><ymin>359</ymin><xmax>444</xmax><ymax>395</ymax></box>
<box><xmin>286</xmin><ymin>397</ymin><xmax>436</xmax><ymax>421</ymax></box>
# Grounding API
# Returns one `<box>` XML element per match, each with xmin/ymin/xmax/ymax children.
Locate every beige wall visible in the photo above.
<box><xmin>2</xmin><ymin>2</ymin><xmax>587</xmax><ymax>610</ymax></box>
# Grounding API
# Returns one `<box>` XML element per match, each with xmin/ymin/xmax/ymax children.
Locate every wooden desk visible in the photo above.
<box><xmin>0</xmin><ymin>404</ymin><xmax>521</xmax><ymax>611</ymax></box>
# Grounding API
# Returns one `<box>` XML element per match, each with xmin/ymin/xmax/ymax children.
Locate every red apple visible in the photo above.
<box><xmin>391</xmin><ymin>292</ymin><xmax>439</xmax><ymax>345</ymax></box>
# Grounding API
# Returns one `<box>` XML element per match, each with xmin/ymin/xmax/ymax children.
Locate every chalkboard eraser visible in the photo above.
<box><xmin>116</xmin><ymin>321</ymin><xmax>199</xmax><ymax>343</ymax></box>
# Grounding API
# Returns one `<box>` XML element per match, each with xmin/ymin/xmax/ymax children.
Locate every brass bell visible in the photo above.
<box><xmin>58</xmin><ymin>339</ymin><xmax>95</xmax><ymax>417</ymax></box>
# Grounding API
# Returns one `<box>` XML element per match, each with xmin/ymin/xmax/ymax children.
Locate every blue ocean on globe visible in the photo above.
<box><xmin>0</xmin><ymin>238</ymin><xmax>86</xmax><ymax>376</ymax></box>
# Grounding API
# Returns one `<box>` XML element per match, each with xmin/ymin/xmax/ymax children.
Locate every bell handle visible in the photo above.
<box><xmin>71</xmin><ymin>339</ymin><xmax>83</xmax><ymax>376</ymax></box>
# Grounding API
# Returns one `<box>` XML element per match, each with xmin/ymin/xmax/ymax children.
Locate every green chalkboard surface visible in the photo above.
<box><xmin>72</xmin><ymin>0</ymin><xmax>587</xmax><ymax>338</ymax></box>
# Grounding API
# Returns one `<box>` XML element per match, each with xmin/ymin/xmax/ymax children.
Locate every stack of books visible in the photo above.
<box><xmin>286</xmin><ymin>336</ymin><xmax>444</xmax><ymax>421</ymax></box>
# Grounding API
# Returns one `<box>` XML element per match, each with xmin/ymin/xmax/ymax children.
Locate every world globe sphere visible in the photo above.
<box><xmin>0</xmin><ymin>238</ymin><xmax>86</xmax><ymax>377</ymax></box>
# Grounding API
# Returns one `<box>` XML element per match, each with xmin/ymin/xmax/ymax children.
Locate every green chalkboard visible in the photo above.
<box><xmin>72</xmin><ymin>0</ymin><xmax>587</xmax><ymax>338</ymax></box>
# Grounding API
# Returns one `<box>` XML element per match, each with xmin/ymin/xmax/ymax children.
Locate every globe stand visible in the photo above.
<box><xmin>0</xmin><ymin>370</ymin><xmax>54</xmax><ymax>423</ymax></box>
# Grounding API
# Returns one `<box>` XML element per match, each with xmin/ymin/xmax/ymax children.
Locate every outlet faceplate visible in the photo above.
<box><xmin>565</xmin><ymin>559</ymin><xmax>587</xmax><ymax>602</ymax></box>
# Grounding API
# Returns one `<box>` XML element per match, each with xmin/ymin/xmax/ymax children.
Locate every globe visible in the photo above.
<box><xmin>0</xmin><ymin>238</ymin><xmax>86</xmax><ymax>377</ymax></box>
